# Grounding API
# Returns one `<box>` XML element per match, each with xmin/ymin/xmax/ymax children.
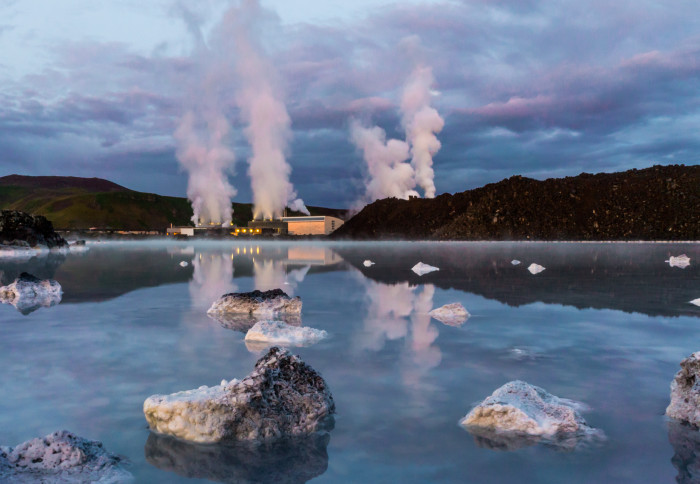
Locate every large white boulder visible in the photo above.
<box><xmin>144</xmin><ymin>347</ymin><xmax>335</xmax><ymax>444</ymax></box>
<box><xmin>667</xmin><ymin>352</ymin><xmax>700</xmax><ymax>425</ymax></box>
<box><xmin>0</xmin><ymin>430</ymin><xmax>131</xmax><ymax>483</ymax></box>
<box><xmin>428</xmin><ymin>303</ymin><xmax>470</xmax><ymax>326</ymax></box>
<box><xmin>528</xmin><ymin>263</ymin><xmax>546</xmax><ymax>274</ymax></box>
<box><xmin>245</xmin><ymin>320</ymin><xmax>327</xmax><ymax>347</ymax></box>
<box><xmin>207</xmin><ymin>289</ymin><xmax>301</xmax><ymax>317</ymax></box>
<box><xmin>0</xmin><ymin>272</ymin><xmax>62</xmax><ymax>314</ymax></box>
<box><xmin>412</xmin><ymin>262</ymin><xmax>439</xmax><ymax>276</ymax></box>
<box><xmin>460</xmin><ymin>381</ymin><xmax>603</xmax><ymax>450</ymax></box>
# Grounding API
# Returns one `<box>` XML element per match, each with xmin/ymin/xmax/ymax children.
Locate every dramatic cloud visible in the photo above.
<box><xmin>0</xmin><ymin>0</ymin><xmax>698</xmax><ymax>208</ymax></box>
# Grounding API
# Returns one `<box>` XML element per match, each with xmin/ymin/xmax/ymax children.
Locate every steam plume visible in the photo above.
<box><xmin>222</xmin><ymin>0</ymin><xmax>306</xmax><ymax>220</ymax></box>
<box><xmin>175</xmin><ymin>111</ymin><xmax>237</xmax><ymax>225</ymax></box>
<box><xmin>400</xmin><ymin>66</ymin><xmax>444</xmax><ymax>198</ymax></box>
<box><xmin>350</xmin><ymin>119</ymin><xmax>419</xmax><ymax>206</ymax></box>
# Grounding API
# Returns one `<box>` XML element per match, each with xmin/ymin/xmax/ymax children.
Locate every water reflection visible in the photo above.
<box><xmin>337</xmin><ymin>243</ymin><xmax>700</xmax><ymax>318</ymax></box>
<box><xmin>669</xmin><ymin>420</ymin><xmax>700</xmax><ymax>484</ymax></box>
<box><xmin>189</xmin><ymin>252</ymin><xmax>237</xmax><ymax>310</ymax></box>
<box><xmin>357</xmin><ymin>278</ymin><xmax>446</xmax><ymax>412</ymax></box>
<box><xmin>145</xmin><ymin>432</ymin><xmax>330</xmax><ymax>484</ymax></box>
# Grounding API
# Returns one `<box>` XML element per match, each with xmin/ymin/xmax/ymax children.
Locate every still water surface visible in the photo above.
<box><xmin>1</xmin><ymin>241</ymin><xmax>699</xmax><ymax>483</ymax></box>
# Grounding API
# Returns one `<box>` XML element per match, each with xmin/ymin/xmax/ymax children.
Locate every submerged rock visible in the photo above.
<box><xmin>527</xmin><ymin>263</ymin><xmax>546</xmax><ymax>274</ymax></box>
<box><xmin>0</xmin><ymin>272</ymin><xmax>62</xmax><ymax>314</ymax></box>
<box><xmin>179</xmin><ymin>261</ymin><xmax>188</xmax><ymax>267</ymax></box>
<box><xmin>144</xmin><ymin>347</ymin><xmax>335</xmax><ymax>444</ymax></box>
<box><xmin>460</xmin><ymin>380</ymin><xmax>603</xmax><ymax>451</ymax></box>
<box><xmin>245</xmin><ymin>320</ymin><xmax>327</xmax><ymax>348</ymax></box>
<box><xmin>411</xmin><ymin>262</ymin><xmax>439</xmax><ymax>276</ymax></box>
<box><xmin>207</xmin><ymin>289</ymin><xmax>302</xmax><ymax>317</ymax></box>
<box><xmin>0</xmin><ymin>430</ymin><xmax>131</xmax><ymax>483</ymax></box>
<box><xmin>209</xmin><ymin>313</ymin><xmax>302</xmax><ymax>334</ymax></box>
<box><xmin>667</xmin><ymin>254</ymin><xmax>691</xmax><ymax>269</ymax></box>
<box><xmin>667</xmin><ymin>352</ymin><xmax>700</xmax><ymax>425</ymax></box>
<box><xmin>363</xmin><ymin>260</ymin><xmax>375</xmax><ymax>267</ymax></box>
<box><xmin>145</xmin><ymin>431</ymin><xmax>330</xmax><ymax>484</ymax></box>
<box><xmin>428</xmin><ymin>303</ymin><xmax>470</xmax><ymax>326</ymax></box>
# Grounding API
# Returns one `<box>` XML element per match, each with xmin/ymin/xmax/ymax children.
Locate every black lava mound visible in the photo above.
<box><xmin>0</xmin><ymin>210</ymin><xmax>67</xmax><ymax>248</ymax></box>
<box><xmin>332</xmin><ymin>164</ymin><xmax>699</xmax><ymax>240</ymax></box>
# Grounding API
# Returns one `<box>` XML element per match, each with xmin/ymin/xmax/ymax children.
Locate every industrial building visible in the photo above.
<box><xmin>282</xmin><ymin>216</ymin><xmax>344</xmax><ymax>235</ymax></box>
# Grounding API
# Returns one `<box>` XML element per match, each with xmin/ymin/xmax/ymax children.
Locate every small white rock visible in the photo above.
<box><xmin>666</xmin><ymin>254</ymin><xmax>691</xmax><ymax>269</ymax></box>
<box><xmin>245</xmin><ymin>320</ymin><xmax>327</xmax><ymax>347</ymax></box>
<box><xmin>528</xmin><ymin>263</ymin><xmax>546</xmax><ymax>275</ymax></box>
<box><xmin>511</xmin><ymin>260</ymin><xmax>521</xmax><ymax>265</ymax></box>
<box><xmin>429</xmin><ymin>303</ymin><xmax>470</xmax><ymax>326</ymax></box>
<box><xmin>412</xmin><ymin>262</ymin><xmax>439</xmax><ymax>276</ymax></box>
<box><xmin>691</xmin><ymin>298</ymin><xmax>700</xmax><ymax>307</ymax></box>
<box><xmin>363</xmin><ymin>260</ymin><xmax>375</xmax><ymax>267</ymax></box>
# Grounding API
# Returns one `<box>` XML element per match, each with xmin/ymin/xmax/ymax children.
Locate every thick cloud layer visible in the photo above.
<box><xmin>0</xmin><ymin>0</ymin><xmax>698</xmax><ymax>209</ymax></box>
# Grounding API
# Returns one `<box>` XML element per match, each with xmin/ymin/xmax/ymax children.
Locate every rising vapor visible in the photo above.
<box><xmin>400</xmin><ymin>66</ymin><xmax>444</xmax><ymax>199</ymax></box>
<box><xmin>174</xmin><ymin>6</ymin><xmax>237</xmax><ymax>226</ymax></box>
<box><xmin>350</xmin><ymin>119</ymin><xmax>418</xmax><ymax>206</ymax></box>
<box><xmin>221</xmin><ymin>0</ymin><xmax>307</xmax><ymax>220</ymax></box>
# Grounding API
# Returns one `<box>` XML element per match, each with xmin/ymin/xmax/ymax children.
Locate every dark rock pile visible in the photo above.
<box><xmin>332</xmin><ymin>164</ymin><xmax>699</xmax><ymax>240</ymax></box>
<box><xmin>0</xmin><ymin>210</ymin><xmax>67</xmax><ymax>248</ymax></box>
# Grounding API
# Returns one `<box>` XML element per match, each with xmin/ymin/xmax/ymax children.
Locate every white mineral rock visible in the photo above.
<box><xmin>179</xmin><ymin>261</ymin><xmax>189</xmax><ymax>267</ymax></box>
<box><xmin>691</xmin><ymin>298</ymin><xmax>700</xmax><ymax>307</ymax></box>
<box><xmin>511</xmin><ymin>260</ymin><xmax>521</xmax><ymax>265</ymax></box>
<box><xmin>412</xmin><ymin>262</ymin><xmax>439</xmax><ymax>276</ymax></box>
<box><xmin>667</xmin><ymin>352</ymin><xmax>700</xmax><ymax>425</ymax></box>
<box><xmin>428</xmin><ymin>303</ymin><xmax>470</xmax><ymax>326</ymax></box>
<box><xmin>363</xmin><ymin>260</ymin><xmax>375</xmax><ymax>267</ymax></box>
<box><xmin>207</xmin><ymin>289</ymin><xmax>302</xmax><ymax>316</ymax></box>
<box><xmin>0</xmin><ymin>272</ymin><xmax>62</xmax><ymax>314</ymax></box>
<box><xmin>460</xmin><ymin>380</ymin><xmax>603</xmax><ymax>450</ymax></box>
<box><xmin>245</xmin><ymin>320</ymin><xmax>327</xmax><ymax>347</ymax></box>
<box><xmin>666</xmin><ymin>254</ymin><xmax>691</xmax><ymax>269</ymax></box>
<box><xmin>528</xmin><ymin>263</ymin><xmax>546</xmax><ymax>274</ymax></box>
<box><xmin>0</xmin><ymin>430</ymin><xmax>132</xmax><ymax>483</ymax></box>
<box><xmin>144</xmin><ymin>347</ymin><xmax>335</xmax><ymax>444</ymax></box>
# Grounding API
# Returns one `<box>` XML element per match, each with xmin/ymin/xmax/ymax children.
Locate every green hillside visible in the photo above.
<box><xmin>0</xmin><ymin>175</ymin><xmax>345</xmax><ymax>230</ymax></box>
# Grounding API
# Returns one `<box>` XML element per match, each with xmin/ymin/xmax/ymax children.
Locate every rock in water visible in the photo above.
<box><xmin>412</xmin><ymin>262</ymin><xmax>439</xmax><ymax>276</ymax></box>
<box><xmin>528</xmin><ymin>263</ymin><xmax>546</xmax><ymax>274</ymax></box>
<box><xmin>145</xmin><ymin>431</ymin><xmax>330</xmax><ymax>484</ymax></box>
<box><xmin>666</xmin><ymin>352</ymin><xmax>700</xmax><ymax>425</ymax></box>
<box><xmin>0</xmin><ymin>210</ymin><xmax>67</xmax><ymax>249</ymax></box>
<box><xmin>0</xmin><ymin>430</ymin><xmax>131</xmax><ymax>483</ymax></box>
<box><xmin>511</xmin><ymin>260</ymin><xmax>521</xmax><ymax>265</ymax></box>
<box><xmin>245</xmin><ymin>320</ymin><xmax>327</xmax><ymax>347</ymax></box>
<box><xmin>460</xmin><ymin>380</ymin><xmax>603</xmax><ymax>451</ymax></box>
<box><xmin>207</xmin><ymin>289</ymin><xmax>302</xmax><ymax>317</ymax></box>
<box><xmin>666</xmin><ymin>254</ymin><xmax>691</xmax><ymax>269</ymax></box>
<box><xmin>363</xmin><ymin>260</ymin><xmax>375</xmax><ymax>267</ymax></box>
<box><xmin>691</xmin><ymin>299</ymin><xmax>700</xmax><ymax>307</ymax></box>
<box><xmin>144</xmin><ymin>347</ymin><xmax>335</xmax><ymax>444</ymax></box>
<box><xmin>0</xmin><ymin>272</ymin><xmax>62</xmax><ymax>314</ymax></box>
<box><xmin>428</xmin><ymin>303</ymin><xmax>470</xmax><ymax>326</ymax></box>
<box><xmin>179</xmin><ymin>261</ymin><xmax>188</xmax><ymax>267</ymax></box>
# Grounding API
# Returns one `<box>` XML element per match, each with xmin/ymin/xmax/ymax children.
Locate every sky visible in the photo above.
<box><xmin>0</xmin><ymin>0</ymin><xmax>698</xmax><ymax>208</ymax></box>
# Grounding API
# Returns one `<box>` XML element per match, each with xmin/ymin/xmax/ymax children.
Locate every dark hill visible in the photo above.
<box><xmin>0</xmin><ymin>175</ymin><xmax>128</xmax><ymax>192</ymax></box>
<box><xmin>333</xmin><ymin>164</ymin><xmax>699</xmax><ymax>240</ymax></box>
<box><xmin>0</xmin><ymin>175</ymin><xmax>346</xmax><ymax>230</ymax></box>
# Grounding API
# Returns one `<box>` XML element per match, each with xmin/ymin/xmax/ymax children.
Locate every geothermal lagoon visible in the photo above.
<box><xmin>1</xmin><ymin>241</ymin><xmax>699</xmax><ymax>483</ymax></box>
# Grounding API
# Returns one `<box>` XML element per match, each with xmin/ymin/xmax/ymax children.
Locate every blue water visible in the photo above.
<box><xmin>1</xmin><ymin>241</ymin><xmax>699</xmax><ymax>483</ymax></box>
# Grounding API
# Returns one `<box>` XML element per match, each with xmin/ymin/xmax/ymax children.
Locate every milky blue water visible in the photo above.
<box><xmin>1</xmin><ymin>241</ymin><xmax>699</xmax><ymax>483</ymax></box>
